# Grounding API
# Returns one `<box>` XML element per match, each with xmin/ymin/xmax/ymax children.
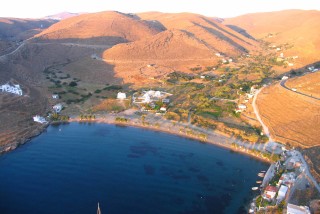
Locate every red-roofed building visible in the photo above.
<box><xmin>263</xmin><ymin>185</ymin><xmax>278</xmax><ymax>200</ymax></box>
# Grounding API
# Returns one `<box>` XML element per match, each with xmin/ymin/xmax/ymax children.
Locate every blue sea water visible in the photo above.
<box><xmin>0</xmin><ymin>123</ymin><xmax>267</xmax><ymax>214</ymax></box>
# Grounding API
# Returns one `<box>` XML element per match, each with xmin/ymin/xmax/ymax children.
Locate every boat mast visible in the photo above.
<box><xmin>97</xmin><ymin>202</ymin><xmax>101</xmax><ymax>214</ymax></box>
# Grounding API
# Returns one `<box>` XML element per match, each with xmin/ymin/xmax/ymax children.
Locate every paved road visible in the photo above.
<box><xmin>253</xmin><ymin>84</ymin><xmax>320</xmax><ymax>193</ymax></box>
<box><xmin>295</xmin><ymin>150</ymin><xmax>320</xmax><ymax>192</ymax></box>
<box><xmin>0</xmin><ymin>42</ymin><xmax>26</xmax><ymax>61</ymax></box>
<box><xmin>280</xmin><ymin>79</ymin><xmax>320</xmax><ymax>100</ymax></box>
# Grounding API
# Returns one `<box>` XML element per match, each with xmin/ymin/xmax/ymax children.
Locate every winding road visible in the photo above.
<box><xmin>280</xmin><ymin>79</ymin><xmax>320</xmax><ymax>100</ymax></box>
<box><xmin>253</xmin><ymin>80</ymin><xmax>320</xmax><ymax>193</ymax></box>
<box><xmin>0</xmin><ymin>41</ymin><xmax>27</xmax><ymax>61</ymax></box>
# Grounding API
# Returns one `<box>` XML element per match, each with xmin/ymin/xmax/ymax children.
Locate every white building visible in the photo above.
<box><xmin>0</xmin><ymin>83</ymin><xmax>23</xmax><ymax>96</ymax></box>
<box><xmin>134</xmin><ymin>90</ymin><xmax>172</xmax><ymax>104</ymax></box>
<box><xmin>52</xmin><ymin>94</ymin><xmax>59</xmax><ymax>99</ymax></box>
<box><xmin>287</xmin><ymin>203</ymin><xmax>311</xmax><ymax>214</ymax></box>
<box><xmin>250</xmin><ymin>86</ymin><xmax>258</xmax><ymax>94</ymax></box>
<box><xmin>276</xmin><ymin>185</ymin><xmax>288</xmax><ymax>203</ymax></box>
<box><xmin>160</xmin><ymin>107</ymin><xmax>167</xmax><ymax>112</ymax></box>
<box><xmin>33</xmin><ymin>115</ymin><xmax>47</xmax><ymax>124</ymax></box>
<box><xmin>117</xmin><ymin>92</ymin><xmax>126</xmax><ymax>100</ymax></box>
<box><xmin>53</xmin><ymin>104</ymin><xmax>63</xmax><ymax>113</ymax></box>
<box><xmin>142</xmin><ymin>93</ymin><xmax>151</xmax><ymax>103</ymax></box>
<box><xmin>238</xmin><ymin>104</ymin><xmax>247</xmax><ymax>110</ymax></box>
<box><xmin>246</xmin><ymin>93</ymin><xmax>254</xmax><ymax>99</ymax></box>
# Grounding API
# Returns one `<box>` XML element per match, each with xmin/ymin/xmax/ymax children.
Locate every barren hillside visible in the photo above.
<box><xmin>35</xmin><ymin>11</ymin><xmax>163</xmax><ymax>45</ymax></box>
<box><xmin>139</xmin><ymin>12</ymin><xmax>258</xmax><ymax>54</ymax></box>
<box><xmin>102</xmin><ymin>12</ymin><xmax>259</xmax><ymax>84</ymax></box>
<box><xmin>0</xmin><ymin>43</ymin><xmax>96</xmax><ymax>151</ymax></box>
<box><xmin>0</xmin><ymin>18</ymin><xmax>56</xmax><ymax>40</ymax></box>
<box><xmin>224</xmin><ymin>10</ymin><xmax>320</xmax><ymax>66</ymax></box>
<box><xmin>0</xmin><ymin>18</ymin><xmax>57</xmax><ymax>55</ymax></box>
<box><xmin>103</xmin><ymin>29</ymin><xmax>216</xmax><ymax>60</ymax></box>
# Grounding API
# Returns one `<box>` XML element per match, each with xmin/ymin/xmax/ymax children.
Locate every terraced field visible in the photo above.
<box><xmin>256</xmin><ymin>83</ymin><xmax>320</xmax><ymax>148</ymax></box>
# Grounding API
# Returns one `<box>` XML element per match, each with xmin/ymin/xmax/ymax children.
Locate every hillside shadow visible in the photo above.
<box><xmin>192</xmin><ymin>22</ymin><xmax>249</xmax><ymax>53</ymax></box>
<box><xmin>0</xmin><ymin>19</ymin><xmax>57</xmax><ymax>40</ymax></box>
<box><xmin>225</xmin><ymin>25</ymin><xmax>256</xmax><ymax>40</ymax></box>
<box><xmin>32</xmin><ymin>36</ymin><xmax>129</xmax><ymax>47</ymax></box>
<box><xmin>201</xmin><ymin>17</ymin><xmax>255</xmax><ymax>45</ymax></box>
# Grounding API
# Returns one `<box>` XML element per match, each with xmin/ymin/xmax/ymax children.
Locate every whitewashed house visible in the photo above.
<box><xmin>117</xmin><ymin>92</ymin><xmax>126</xmax><ymax>100</ymax></box>
<box><xmin>246</xmin><ymin>93</ymin><xmax>254</xmax><ymax>99</ymax></box>
<box><xmin>0</xmin><ymin>83</ymin><xmax>23</xmax><ymax>96</ymax></box>
<box><xmin>160</xmin><ymin>107</ymin><xmax>167</xmax><ymax>112</ymax></box>
<box><xmin>52</xmin><ymin>94</ymin><xmax>59</xmax><ymax>99</ymax></box>
<box><xmin>142</xmin><ymin>93</ymin><xmax>151</xmax><ymax>103</ymax></box>
<box><xmin>238</xmin><ymin>104</ymin><xmax>247</xmax><ymax>110</ymax></box>
<box><xmin>33</xmin><ymin>115</ymin><xmax>47</xmax><ymax>124</ymax></box>
<box><xmin>53</xmin><ymin>104</ymin><xmax>63</xmax><ymax>113</ymax></box>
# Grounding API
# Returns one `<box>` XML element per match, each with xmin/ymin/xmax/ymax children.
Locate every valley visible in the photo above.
<box><xmin>0</xmin><ymin>9</ymin><xmax>320</xmax><ymax>213</ymax></box>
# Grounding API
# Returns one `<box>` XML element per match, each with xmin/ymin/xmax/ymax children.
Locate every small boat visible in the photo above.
<box><xmin>261</xmin><ymin>170</ymin><xmax>266</xmax><ymax>173</ymax></box>
<box><xmin>252</xmin><ymin>187</ymin><xmax>259</xmax><ymax>190</ymax></box>
<box><xmin>258</xmin><ymin>173</ymin><xmax>265</xmax><ymax>177</ymax></box>
<box><xmin>256</xmin><ymin>181</ymin><xmax>262</xmax><ymax>184</ymax></box>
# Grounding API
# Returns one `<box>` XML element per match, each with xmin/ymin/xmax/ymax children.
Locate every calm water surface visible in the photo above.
<box><xmin>0</xmin><ymin>123</ymin><xmax>267</xmax><ymax>214</ymax></box>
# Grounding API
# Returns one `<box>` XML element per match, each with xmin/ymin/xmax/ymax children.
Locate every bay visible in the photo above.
<box><xmin>0</xmin><ymin>123</ymin><xmax>267</xmax><ymax>214</ymax></box>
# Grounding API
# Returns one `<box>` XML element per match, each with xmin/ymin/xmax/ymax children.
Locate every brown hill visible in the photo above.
<box><xmin>132</xmin><ymin>12</ymin><xmax>257</xmax><ymax>56</ymax></box>
<box><xmin>103</xmin><ymin>29</ymin><xmax>216</xmax><ymax>60</ymax></box>
<box><xmin>224</xmin><ymin>10</ymin><xmax>320</xmax><ymax>66</ymax></box>
<box><xmin>0</xmin><ymin>42</ymin><xmax>97</xmax><ymax>151</ymax></box>
<box><xmin>35</xmin><ymin>11</ymin><xmax>163</xmax><ymax>45</ymax></box>
<box><xmin>102</xmin><ymin>12</ymin><xmax>259</xmax><ymax>84</ymax></box>
<box><xmin>0</xmin><ymin>18</ymin><xmax>56</xmax><ymax>40</ymax></box>
<box><xmin>0</xmin><ymin>18</ymin><xmax>57</xmax><ymax>55</ymax></box>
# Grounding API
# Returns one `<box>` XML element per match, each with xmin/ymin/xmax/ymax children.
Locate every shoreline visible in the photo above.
<box><xmin>1</xmin><ymin>112</ymin><xmax>273</xmax><ymax>164</ymax></box>
<box><xmin>68</xmin><ymin>114</ymin><xmax>273</xmax><ymax>164</ymax></box>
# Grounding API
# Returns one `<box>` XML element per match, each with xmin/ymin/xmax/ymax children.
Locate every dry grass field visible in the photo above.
<box><xmin>256</xmin><ymin>83</ymin><xmax>320</xmax><ymax>148</ymax></box>
<box><xmin>286</xmin><ymin>72</ymin><xmax>320</xmax><ymax>98</ymax></box>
